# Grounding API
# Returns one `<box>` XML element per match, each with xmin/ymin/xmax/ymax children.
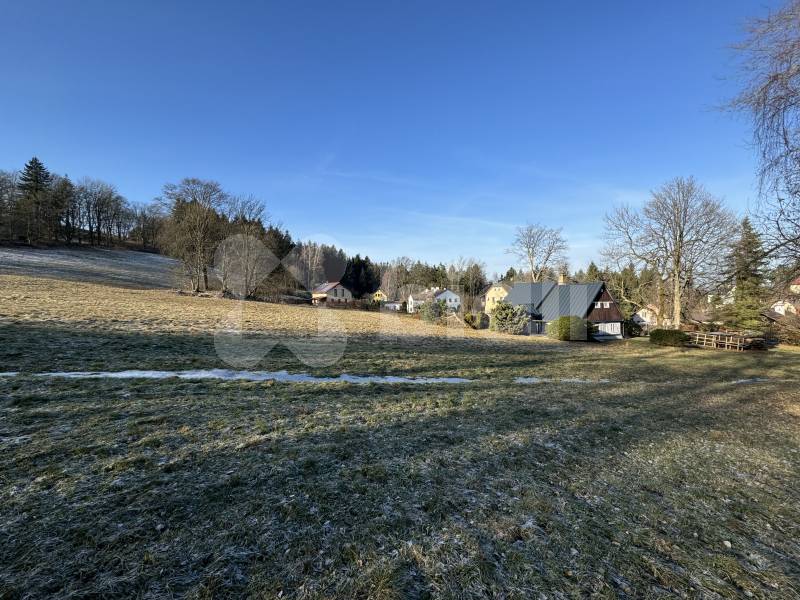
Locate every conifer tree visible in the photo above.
<box><xmin>725</xmin><ymin>218</ymin><xmax>767</xmax><ymax>329</ymax></box>
<box><xmin>17</xmin><ymin>157</ymin><xmax>51</xmax><ymax>243</ymax></box>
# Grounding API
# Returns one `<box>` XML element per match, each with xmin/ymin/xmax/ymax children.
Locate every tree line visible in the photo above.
<box><xmin>0</xmin><ymin>157</ymin><xmax>161</xmax><ymax>248</ymax></box>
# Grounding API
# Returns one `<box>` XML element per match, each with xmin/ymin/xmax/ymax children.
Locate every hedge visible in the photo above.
<box><xmin>649</xmin><ymin>329</ymin><xmax>689</xmax><ymax>346</ymax></box>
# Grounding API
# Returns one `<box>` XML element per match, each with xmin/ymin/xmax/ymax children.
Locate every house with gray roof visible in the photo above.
<box><xmin>504</xmin><ymin>281</ymin><xmax>625</xmax><ymax>338</ymax></box>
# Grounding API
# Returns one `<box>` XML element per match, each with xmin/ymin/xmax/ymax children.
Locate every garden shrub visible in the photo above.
<box><xmin>419</xmin><ymin>299</ymin><xmax>447</xmax><ymax>324</ymax></box>
<box><xmin>624</xmin><ymin>319</ymin><xmax>643</xmax><ymax>337</ymax></box>
<box><xmin>464</xmin><ymin>312</ymin><xmax>489</xmax><ymax>329</ymax></box>
<box><xmin>649</xmin><ymin>329</ymin><xmax>689</xmax><ymax>346</ymax></box>
<box><xmin>547</xmin><ymin>316</ymin><xmax>591</xmax><ymax>341</ymax></box>
<box><xmin>489</xmin><ymin>301</ymin><xmax>527</xmax><ymax>335</ymax></box>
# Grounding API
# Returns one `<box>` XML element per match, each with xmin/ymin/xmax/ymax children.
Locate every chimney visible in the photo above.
<box><xmin>558</xmin><ymin>273</ymin><xmax>567</xmax><ymax>285</ymax></box>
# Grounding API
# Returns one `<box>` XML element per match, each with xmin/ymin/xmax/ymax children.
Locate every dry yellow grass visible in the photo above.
<box><xmin>0</xmin><ymin>274</ymin><xmax>551</xmax><ymax>344</ymax></box>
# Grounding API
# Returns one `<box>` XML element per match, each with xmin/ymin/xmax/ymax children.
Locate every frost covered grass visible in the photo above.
<box><xmin>1</xmin><ymin>274</ymin><xmax>800</xmax><ymax>598</ymax></box>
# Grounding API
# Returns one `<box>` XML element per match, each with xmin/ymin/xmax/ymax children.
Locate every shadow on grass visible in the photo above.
<box><xmin>1</xmin><ymin>321</ymin><xmax>796</xmax><ymax>384</ymax></box>
<box><xmin>2</xmin><ymin>365</ymin><xmax>799</xmax><ymax>597</ymax></box>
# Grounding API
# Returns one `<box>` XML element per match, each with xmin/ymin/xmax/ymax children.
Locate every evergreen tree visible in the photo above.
<box><xmin>17</xmin><ymin>157</ymin><xmax>52</xmax><ymax>243</ymax></box>
<box><xmin>725</xmin><ymin>218</ymin><xmax>767</xmax><ymax>330</ymax></box>
<box><xmin>342</xmin><ymin>254</ymin><xmax>380</xmax><ymax>298</ymax></box>
<box><xmin>584</xmin><ymin>261</ymin><xmax>603</xmax><ymax>282</ymax></box>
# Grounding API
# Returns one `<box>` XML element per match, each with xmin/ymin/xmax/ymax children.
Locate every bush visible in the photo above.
<box><xmin>546</xmin><ymin>316</ymin><xmax>592</xmax><ymax>341</ymax></box>
<box><xmin>775</xmin><ymin>315</ymin><xmax>800</xmax><ymax>346</ymax></box>
<box><xmin>624</xmin><ymin>319</ymin><xmax>643</xmax><ymax>337</ymax></box>
<box><xmin>649</xmin><ymin>329</ymin><xmax>689</xmax><ymax>346</ymax></box>
<box><xmin>490</xmin><ymin>301</ymin><xmax>528</xmax><ymax>335</ymax></box>
<box><xmin>419</xmin><ymin>299</ymin><xmax>447</xmax><ymax>324</ymax></box>
<box><xmin>464</xmin><ymin>312</ymin><xmax>489</xmax><ymax>329</ymax></box>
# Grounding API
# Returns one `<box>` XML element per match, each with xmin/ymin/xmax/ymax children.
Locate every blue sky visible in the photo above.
<box><xmin>0</xmin><ymin>1</ymin><xmax>777</xmax><ymax>276</ymax></box>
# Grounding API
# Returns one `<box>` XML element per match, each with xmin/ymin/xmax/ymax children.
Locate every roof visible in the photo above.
<box><xmin>481</xmin><ymin>282</ymin><xmax>512</xmax><ymax>296</ymax></box>
<box><xmin>311</xmin><ymin>281</ymin><xmax>343</xmax><ymax>294</ymax></box>
<box><xmin>505</xmin><ymin>282</ymin><xmax>606</xmax><ymax>320</ymax></box>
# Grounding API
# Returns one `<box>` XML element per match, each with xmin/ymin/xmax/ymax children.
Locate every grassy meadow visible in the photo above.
<box><xmin>1</xmin><ymin>274</ymin><xmax>799</xmax><ymax>598</ymax></box>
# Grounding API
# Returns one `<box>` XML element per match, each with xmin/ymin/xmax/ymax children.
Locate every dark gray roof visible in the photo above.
<box><xmin>505</xmin><ymin>282</ymin><xmax>603</xmax><ymax>320</ymax></box>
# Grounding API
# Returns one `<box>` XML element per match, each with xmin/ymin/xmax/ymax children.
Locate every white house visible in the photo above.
<box><xmin>633</xmin><ymin>304</ymin><xmax>669</xmax><ymax>329</ymax></box>
<box><xmin>407</xmin><ymin>287</ymin><xmax>461</xmax><ymax>313</ymax></box>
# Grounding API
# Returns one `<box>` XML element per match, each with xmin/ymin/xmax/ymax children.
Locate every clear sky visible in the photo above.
<box><xmin>0</xmin><ymin>1</ymin><xmax>778</xmax><ymax>276</ymax></box>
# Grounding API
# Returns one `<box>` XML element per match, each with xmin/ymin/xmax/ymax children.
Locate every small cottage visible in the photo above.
<box><xmin>311</xmin><ymin>281</ymin><xmax>353</xmax><ymax>305</ymax></box>
<box><xmin>504</xmin><ymin>281</ymin><xmax>625</xmax><ymax>338</ymax></box>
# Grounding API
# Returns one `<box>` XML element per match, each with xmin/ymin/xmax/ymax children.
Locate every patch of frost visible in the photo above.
<box><xmin>515</xmin><ymin>376</ymin><xmax>611</xmax><ymax>384</ymax></box>
<box><xmin>730</xmin><ymin>378</ymin><xmax>769</xmax><ymax>385</ymax></box>
<box><xmin>35</xmin><ymin>369</ymin><xmax>471</xmax><ymax>385</ymax></box>
<box><xmin>0</xmin><ymin>372</ymin><xmax>19</xmax><ymax>377</ymax></box>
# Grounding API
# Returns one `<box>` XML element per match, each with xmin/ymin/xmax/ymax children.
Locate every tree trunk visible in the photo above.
<box><xmin>672</xmin><ymin>271</ymin><xmax>682</xmax><ymax>329</ymax></box>
<box><xmin>203</xmin><ymin>266</ymin><xmax>209</xmax><ymax>291</ymax></box>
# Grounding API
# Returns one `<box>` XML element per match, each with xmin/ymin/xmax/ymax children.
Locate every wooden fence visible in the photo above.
<box><xmin>686</xmin><ymin>331</ymin><xmax>746</xmax><ymax>351</ymax></box>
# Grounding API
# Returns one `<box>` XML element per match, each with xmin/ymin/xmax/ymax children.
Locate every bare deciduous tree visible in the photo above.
<box><xmin>215</xmin><ymin>195</ymin><xmax>276</xmax><ymax>298</ymax></box>
<box><xmin>508</xmin><ymin>224</ymin><xmax>568</xmax><ymax>283</ymax></box>
<box><xmin>158</xmin><ymin>178</ymin><xmax>228</xmax><ymax>291</ymax></box>
<box><xmin>605</xmin><ymin>177</ymin><xmax>736</xmax><ymax>327</ymax></box>
<box><xmin>730</xmin><ymin>0</ymin><xmax>800</xmax><ymax>263</ymax></box>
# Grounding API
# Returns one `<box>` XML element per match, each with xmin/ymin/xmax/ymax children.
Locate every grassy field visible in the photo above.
<box><xmin>1</xmin><ymin>274</ymin><xmax>799</xmax><ymax>598</ymax></box>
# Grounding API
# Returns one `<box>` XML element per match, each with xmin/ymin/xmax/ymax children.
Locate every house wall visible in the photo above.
<box><xmin>585</xmin><ymin>287</ymin><xmax>624</xmax><ymax>323</ymax></box>
<box><xmin>436</xmin><ymin>290</ymin><xmax>461</xmax><ymax>310</ymax></box>
<box><xmin>327</xmin><ymin>285</ymin><xmax>352</xmax><ymax>303</ymax></box>
<box><xmin>485</xmin><ymin>286</ymin><xmax>508</xmax><ymax>313</ymax></box>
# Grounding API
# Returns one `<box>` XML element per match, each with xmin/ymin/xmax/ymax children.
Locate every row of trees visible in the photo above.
<box><xmin>0</xmin><ymin>157</ymin><xmax>153</xmax><ymax>247</ymax></box>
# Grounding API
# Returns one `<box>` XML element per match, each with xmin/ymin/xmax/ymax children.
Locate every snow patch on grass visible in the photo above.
<box><xmin>34</xmin><ymin>369</ymin><xmax>472</xmax><ymax>385</ymax></box>
<box><xmin>0</xmin><ymin>372</ymin><xmax>19</xmax><ymax>377</ymax></box>
<box><xmin>515</xmin><ymin>377</ymin><xmax>611</xmax><ymax>384</ymax></box>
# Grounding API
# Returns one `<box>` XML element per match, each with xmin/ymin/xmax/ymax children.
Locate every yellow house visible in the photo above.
<box><xmin>483</xmin><ymin>282</ymin><xmax>511</xmax><ymax>313</ymax></box>
<box><xmin>791</xmin><ymin>277</ymin><xmax>800</xmax><ymax>295</ymax></box>
<box><xmin>373</xmin><ymin>289</ymin><xmax>388</xmax><ymax>302</ymax></box>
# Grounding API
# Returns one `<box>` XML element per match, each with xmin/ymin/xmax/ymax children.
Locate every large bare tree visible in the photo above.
<box><xmin>215</xmin><ymin>195</ymin><xmax>276</xmax><ymax>298</ymax></box>
<box><xmin>508</xmin><ymin>223</ymin><xmax>568</xmax><ymax>283</ymax></box>
<box><xmin>159</xmin><ymin>178</ymin><xmax>228</xmax><ymax>291</ymax></box>
<box><xmin>730</xmin><ymin>0</ymin><xmax>800</xmax><ymax>264</ymax></box>
<box><xmin>605</xmin><ymin>177</ymin><xmax>736</xmax><ymax>328</ymax></box>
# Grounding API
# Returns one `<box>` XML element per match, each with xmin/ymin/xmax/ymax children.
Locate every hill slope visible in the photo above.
<box><xmin>0</xmin><ymin>246</ymin><xmax>181</xmax><ymax>289</ymax></box>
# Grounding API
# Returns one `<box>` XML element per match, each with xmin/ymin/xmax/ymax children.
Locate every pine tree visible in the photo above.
<box><xmin>584</xmin><ymin>261</ymin><xmax>603</xmax><ymax>282</ymax></box>
<box><xmin>725</xmin><ymin>218</ymin><xmax>767</xmax><ymax>330</ymax></box>
<box><xmin>17</xmin><ymin>157</ymin><xmax>51</xmax><ymax>243</ymax></box>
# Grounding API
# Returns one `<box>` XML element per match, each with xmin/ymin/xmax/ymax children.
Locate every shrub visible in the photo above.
<box><xmin>649</xmin><ymin>329</ymin><xmax>689</xmax><ymax>346</ymax></box>
<box><xmin>775</xmin><ymin>315</ymin><xmax>800</xmax><ymax>346</ymax></box>
<box><xmin>546</xmin><ymin>316</ymin><xmax>592</xmax><ymax>341</ymax></box>
<box><xmin>624</xmin><ymin>319</ymin><xmax>643</xmax><ymax>337</ymax></box>
<box><xmin>464</xmin><ymin>312</ymin><xmax>489</xmax><ymax>330</ymax></box>
<box><xmin>419</xmin><ymin>299</ymin><xmax>447</xmax><ymax>324</ymax></box>
<box><xmin>490</xmin><ymin>301</ymin><xmax>528</xmax><ymax>335</ymax></box>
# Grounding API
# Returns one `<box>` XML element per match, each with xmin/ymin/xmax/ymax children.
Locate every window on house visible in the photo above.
<box><xmin>594</xmin><ymin>302</ymin><xmax>601</xmax><ymax>308</ymax></box>
<box><xmin>603</xmin><ymin>302</ymin><xmax>610</xmax><ymax>308</ymax></box>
